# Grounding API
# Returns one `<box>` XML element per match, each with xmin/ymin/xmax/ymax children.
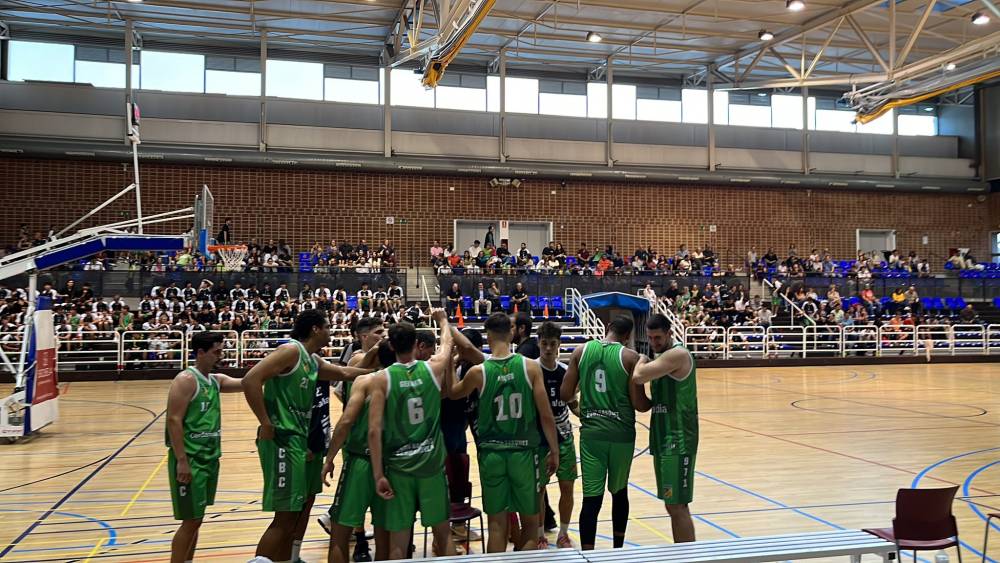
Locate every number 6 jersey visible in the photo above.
<box><xmin>477</xmin><ymin>354</ymin><xmax>540</xmax><ymax>451</ymax></box>
<box><xmin>577</xmin><ymin>340</ymin><xmax>635</xmax><ymax>442</ymax></box>
<box><xmin>383</xmin><ymin>360</ymin><xmax>445</xmax><ymax>477</ymax></box>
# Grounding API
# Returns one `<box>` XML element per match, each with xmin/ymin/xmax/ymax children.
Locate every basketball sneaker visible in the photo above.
<box><xmin>537</xmin><ymin>535</ymin><xmax>550</xmax><ymax>550</ymax></box>
<box><xmin>317</xmin><ymin>513</ymin><xmax>332</xmax><ymax>535</ymax></box>
<box><xmin>556</xmin><ymin>534</ymin><xmax>573</xmax><ymax>549</ymax></box>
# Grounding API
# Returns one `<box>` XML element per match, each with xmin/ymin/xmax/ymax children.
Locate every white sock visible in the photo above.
<box><xmin>291</xmin><ymin>540</ymin><xmax>302</xmax><ymax>560</ymax></box>
<box><xmin>539</xmin><ymin>524</ymin><xmax>545</xmax><ymax>537</ymax></box>
<box><xmin>559</xmin><ymin>522</ymin><xmax>569</xmax><ymax>536</ymax></box>
<box><xmin>247</xmin><ymin>558</ymin><xmax>273</xmax><ymax>563</ymax></box>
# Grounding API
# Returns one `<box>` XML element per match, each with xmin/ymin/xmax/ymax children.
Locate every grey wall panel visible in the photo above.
<box><xmin>267</xmin><ymin>100</ymin><xmax>383</xmax><ymax>129</ymax></box>
<box><xmin>982</xmin><ymin>85</ymin><xmax>1000</xmax><ymax>181</ymax></box>
<box><xmin>506</xmin><ymin>114</ymin><xmax>607</xmax><ymax>142</ymax></box>
<box><xmin>0</xmin><ymin>109</ymin><xmax>120</xmax><ymax>140</ymax></box>
<box><xmin>716</xmin><ymin>126</ymin><xmax>792</xmax><ymax>151</ymax></box>
<box><xmin>138</xmin><ymin>92</ymin><xmax>260</xmax><ymax>123</ymax></box>
<box><xmin>0</xmin><ymin>82</ymin><xmax>121</xmax><ymax>116</ymax></box>
<box><xmin>392</xmin><ymin>107</ymin><xmax>498</xmax><ymax>136</ymax></box>
<box><xmin>142</xmin><ymin>118</ymin><xmax>258</xmax><ymax>147</ymax></box>
<box><xmin>613</xmin><ymin>120</ymin><xmax>700</xmax><ymax>146</ymax></box>
<box><xmin>938</xmin><ymin>104</ymin><xmax>976</xmax><ymax>160</ymax></box>
<box><xmin>898</xmin><ymin>135</ymin><xmax>958</xmax><ymax>158</ymax></box>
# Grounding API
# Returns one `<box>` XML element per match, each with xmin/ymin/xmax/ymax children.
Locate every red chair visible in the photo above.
<box><xmin>863</xmin><ymin>486</ymin><xmax>963</xmax><ymax>562</ymax></box>
<box><xmin>422</xmin><ymin>481</ymin><xmax>485</xmax><ymax>556</ymax></box>
<box><xmin>980</xmin><ymin>512</ymin><xmax>1000</xmax><ymax>563</ymax></box>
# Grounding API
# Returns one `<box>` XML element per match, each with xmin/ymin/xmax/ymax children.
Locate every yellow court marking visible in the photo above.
<box><xmin>121</xmin><ymin>452</ymin><xmax>169</xmax><ymax>516</ymax></box>
<box><xmin>630</xmin><ymin>515</ymin><xmax>674</xmax><ymax>543</ymax></box>
<box><xmin>81</xmin><ymin>537</ymin><xmax>106</xmax><ymax>562</ymax></box>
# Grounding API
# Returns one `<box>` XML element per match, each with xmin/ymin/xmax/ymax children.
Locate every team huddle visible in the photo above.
<box><xmin>165</xmin><ymin>307</ymin><xmax>699</xmax><ymax>563</ymax></box>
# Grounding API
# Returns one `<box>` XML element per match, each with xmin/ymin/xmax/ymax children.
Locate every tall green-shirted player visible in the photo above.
<box><xmin>633</xmin><ymin>313</ymin><xmax>699</xmax><ymax>543</ymax></box>
<box><xmin>560</xmin><ymin>317</ymin><xmax>651</xmax><ymax>551</ymax></box>
<box><xmin>449</xmin><ymin>312</ymin><xmax>559</xmax><ymax>553</ymax></box>
<box><xmin>242</xmin><ymin>309</ymin><xmax>377</xmax><ymax>563</ymax></box>
<box><xmin>166</xmin><ymin>332</ymin><xmax>244</xmax><ymax>563</ymax></box>
<box><xmin>367</xmin><ymin>309</ymin><xmax>457</xmax><ymax>560</ymax></box>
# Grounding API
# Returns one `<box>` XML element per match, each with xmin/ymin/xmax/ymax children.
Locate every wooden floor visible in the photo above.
<box><xmin>3</xmin><ymin>363</ymin><xmax>1000</xmax><ymax>562</ymax></box>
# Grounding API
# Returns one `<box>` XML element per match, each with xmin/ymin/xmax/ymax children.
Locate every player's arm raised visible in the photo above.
<box><xmin>450</xmin><ymin>363</ymin><xmax>483</xmax><ymax>399</ymax></box>
<box><xmin>428</xmin><ymin>308</ymin><xmax>454</xmax><ymax>393</ymax></box>
<box><xmin>212</xmin><ymin>373</ymin><xmax>244</xmax><ymax>393</ymax></box>
<box><xmin>166</xmin><ymin>372</ymin><xmax>197</xmax><ymax>484</ymax></box>
<box><xmin>451</xmin><ymin>326</ymin><xmax>485</xmax><ymax>366</ymax></box>
<box><xmin>559</xmin><ymin>343</ymin><xmax>585</xmax><ymax>402</ymax></box>
<box><xmin>623</xmin><ymin>349</ymin><xmax>652</xmax><ymax>413</ymax></box>
<box><xmin>633</xmin><ymin>347</ymin><xmax>691</xmax><ymax>385</ymax></box>
<box><xmin>367</xmin><ymin>373</ymin><xmax>394</xmax><ymax>499</ymax></box>
<box><xmin>317</xmin><ymin>356</ymin><xmax>377</xmax><ymax>382</ymax></box>
<box><xmin>323</xmin><ymin>375</ymin><xmax>371</xmax><ymax>486</ymax></box>
<box><xmin>241</xmin><ymin>343</ymin><xmax>298</xmax><ymax>440</ymax></box>
<box><xmin>528</xmin><ymin>360</ymin><xmax>559</xmax><ymax>476</ymax></box>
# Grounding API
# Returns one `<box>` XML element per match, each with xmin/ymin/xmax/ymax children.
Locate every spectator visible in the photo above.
<box><xmin>473</xmin><ymin>282</ymin><xmax>492</xmax><ymax>315</ymax></box>
<box><xmin>387</xmin><ymin>280</ymin><xmax>404</xmax><ymax>311</ymax></box>
<box><xmin>430</xmin><ymin>240</ymin><xmax>444</xmax><ymax>260</ymax></box>
<box><xmin>643</xmin><ymin>283</ymin><xmax>657</xmax><ymax>303</ymax></box>
<box><xmin>467</xmin><ymin>240</ymin><xmax>482</xmax><ymax>258</ymax></box>
<box><xmin>488</xmin><ymin>281</ymin><xmax>501</xmax><ymax>311</ymax></box>
<box><xmin>446</xmin><ymin>282</ymin><xmax>463</xmax><ymax>316</ymax></box>
<box><xmin>959</xmin><ymin>304</ymin><xmax>977</xmax><ymax>323</ymax></box>
<box><xmin>905</xmin><ymin>285</ymin><xmax>921</xmax><ymax>315</ymax></box>
<box><xmin>216</xmin><ymin>218</ymin><xmax>233</xmax><ymax>244</ymax></box>
<box><xmin>357</xmin><ymin>283</ymin><xmax>373</xmax><ymax>312</ymax></box>
<box><xmin>889</xmin><ymin>287</ymin><xmax>907</xmax><ymax>314</ymax></box>
<box><xmin>577</xmin><ymin>243</ymin><xmax>591</xmax><ymax>264</ymax></box>
<box><xmin>511</xmin><ymin>282</ymin><xmax>529</xmax><ymax>313</ymax></box>
<box><xmin>512</xmin><ymin>311</ymin><xmax>539</xmax><ymax>359</ymax></box>
<box><xmin>484</xmin><ymin>226</ymin><xmax>495</xmax><ymax>248</ymax></box>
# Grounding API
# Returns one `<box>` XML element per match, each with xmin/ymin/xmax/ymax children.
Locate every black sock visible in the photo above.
<box><xmin>354</xmin><ymin>530</ymin><xmax>368</xmax><ymax>546</ymax></box>
<box><xmin>579</xmin><ymin>495</ymin><xmax>603</xmax><ymax>548</ymax></box>
<box><xmin>611</xmin><ymin>488</ymin><xmax>630</xmax><ymax>548</ymax></box>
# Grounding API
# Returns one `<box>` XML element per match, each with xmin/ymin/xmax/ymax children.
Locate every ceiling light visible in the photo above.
<box><xmin>758</xmin><ymin>29</ymin><xmax>774</xmax><ymax>41</ymax></box>
<box><xmin>972</xmin><ymin>11</ymin><xmax>990</xmax><ymax>25</ymax></box>
<box><xmin>587</xmin><ymin>31</ymin><xmax>602</xmax><ymax>43</ymax></box>
<box><xmin>786</xmin><ymin>0</ymin><xmax>805</xmax><ymax>11</ymax></box>
<box><xmin>945</xmin><ymin>62</ymin><xmax>957</xmax><ymax>71</ymax></box>
<box><xmin>923</xmin><ymin>106</ymin><xmax>935</xmax><ymax>112</ymax></box>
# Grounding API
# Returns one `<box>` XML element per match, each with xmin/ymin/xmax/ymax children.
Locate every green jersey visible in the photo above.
<box><xmin>577</xmin><ymin>340</ymin><xmax>635</xmax><ymax>442</ymax></box>
<box><xmin>383</xmin><ymin>361</ymin><xmax>445</xmax><ymax>477</ymax></box>
<box><xmin>650</xmin><ymin>343</ymin><xmax>699</xmax><ymax>455</ymax></box>
<box><xmin>165</xmin><ymin>367</ymin><xmax>221</xmax><ymax>461</ymax></box>
<box><xmin>264</xmin><ymin>340</ymin><xmax>318</xmax><ymax>436</ymax></box>
<box><xmin>477</xmin><ymin>354</ymin><xmax>539</xmax><ymax>451</ymax></box>
<box><xmin>344</xmin><ymin>383</ymin><xmax>371</xmax><ymax>457</ymax></box>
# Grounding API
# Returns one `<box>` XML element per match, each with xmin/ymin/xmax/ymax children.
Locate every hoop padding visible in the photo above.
<box><xmin>209</xmin><ymin>245</ymin><xmax>247</xmax><ymax>272</ymax></box>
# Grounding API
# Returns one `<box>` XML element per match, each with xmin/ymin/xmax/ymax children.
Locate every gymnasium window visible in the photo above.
<box><xmin>486</xmin><ymin>76</ymin><xmax>501</xmax><ymax>112</ymax></box>
<box><xmin>634</xmin><ymin>86</ymin><xmax>681</xmax><ymax>123</ymax></box>
<box><xmin>538</xmin><ymin>80</ymin><xmax>588</xmax><ymax>118</ymax></box>
<box><xmin>505</xmin><ymin>77</ymin><xmax>539</xmax><ymax>114</ymax></box>
<box><xmin>74</xmin><ymin>46</ymin><xmax>138</xmax><ymax>89</ymax></box>
<box><xmin>586</xmin><ymin>83</ymin><xmax>606</xmax><ymax>118</ymax></box>
<box><xmin>898</xmin><ymin>105</ymin><xmax>938</xmax><ymax>136</ymax></box>
<box><xmin>771</xmin><ymin>94</ymin><xmax>804</xmax><ymax>130</ymax></box>
<box><xmin>266</xmin><ymin>59</ymin><xmax>323</xmax><ymax>100</ymax></box>
<box><xmin>141</xmin><ymin>51</ymin><xmax>205</xmax><ymax>93</ymax></box>
<box><xmin>813</xmin><ymin>98</ymin><xmax>857</xmax><ymax>133</ymax></box>
<box><xmin>434</xmin><ymin>73</ymin><xmax>487</xmax><ymax>112</ymax></box>
<box><xmin>390</xmin><ymin>68</ymin><xmax>435</xmax><ymax>108</ymax></box>
<box><xmin>678</xmin><ymin>89</ymin><xmax>730</xmax><ymax>125</ymax></box>
<box><xmin>856</xmin><ymin>110</ymin><xmax>894</xmax><ymax>135</ymax></box>
<box><xmin>324</xmin><ymin>64</ymin><xmax>380</xmax><ymax>104</ymax></box>
<box><xmin>727</xmin><ymin>92</ymin><xmax>772</xmax><ymax>127</ymax></box>
<box><xmin>8</xmin><ymin>40</ymin><xmax>74</xmax><ymax>83</ymax></box>
<box><xmin>205</xmin><ymin>56</ymin><xmax>261</xmax><ymax>97</ymax></box>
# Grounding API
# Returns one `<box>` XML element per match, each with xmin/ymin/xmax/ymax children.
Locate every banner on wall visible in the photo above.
<box><xmin>24</xmin><ymin>295</ymin><xmax>59</xmax><ymax>433</ymax></box>
<box><xmin>499</xmin><ymin>220</ymin><xmax>509</xmax><ymax>242</ymax></box>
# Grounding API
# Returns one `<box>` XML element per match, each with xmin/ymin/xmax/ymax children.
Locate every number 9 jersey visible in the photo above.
<box><xmin>577</xmin><ymin>340</ymin><xmax>635</xmax><ymax>442</ymax></box>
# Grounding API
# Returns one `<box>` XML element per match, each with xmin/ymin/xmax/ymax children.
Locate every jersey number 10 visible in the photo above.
<box><xmin>495</xmin><ymin>393</ymin><xmax>523</xmax><ymax>421</ymax></box>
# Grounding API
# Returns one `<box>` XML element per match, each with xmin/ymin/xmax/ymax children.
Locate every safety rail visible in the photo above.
<box><xmin>843</xmin><ymin>325</ymin><xmax>879</xmax><ymax>356</ymax></box>
<box><xmin>638</xmin><ymin>290</ymin><xmax>685</xmax><ymax>344</ymax></box>
<box><xmin>120</xmin><ymin>330</ymin><xmax>186</xmax><ymax>370</ymax></box>
<box><xmin>683</xmin><ymin>326</ymin><xmax>727</xmax><ymax>359</ymax></box>
<box><xmin>877</xmin><ymin>324</ymin><xmax>916</xmax><ymax>356</ymax></box>
<box><xmin>11</xmin><ymin>324</ymin><xmax>1000</xmax><ymax>372</ymax></box>
<box><xmin>766</xmin><ymin>325</ymin><xmax>806</xmax><ymax>358</ymax></box>
<box><xmin>762</xmin><ymin>278</ymin><xmax>815</xmax><ymax>325</ymax></box>
<box><xmin>565</xmin><ymin>287</ymin><xmax>605</xmax><ymax>340</ymax></box>
<box><xmin>726</xmin><ymin>326</ymin><xmax>767</xmax><ymax>359</ymax></box>
<box><xmin>55</xmin><ymin>330</ymin><xmax>121</xmax><ymax>370</ymax></box>
<box><xmin>805</xmin><ymin>325</ymin><xmax>843</xmax><ymax>357</ymax></box>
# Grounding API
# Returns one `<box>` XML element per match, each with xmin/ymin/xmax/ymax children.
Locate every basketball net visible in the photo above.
<box><xmin>209</xmin><ymin>245</ymin><xmax>247</xmax><ymax>272</ymax></box>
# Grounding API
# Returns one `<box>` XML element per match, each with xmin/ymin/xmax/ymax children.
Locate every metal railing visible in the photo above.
<box><xmin>565</xmin><ymin>287</ymin><xmax>605</xmax><ymax>340</ymax></box>
<box><xmin>683</xmin><ymin>326</ymin><xmax>727</xmax><ymax>359</ymax></box>
<box><xmin>56</xmin><ymin>330</ymin><xmax>121</xmax><ymax>370</ymax></box>
<box><xmin>121</xmin><ymin>330</ymin><xmax>186</xmax><ymax>370</ymax></box>
<box><xmin>762</xmin><ymin>278</ymin><xmax>815</xmax><ymax>325</ymax></box>
<box><xmin>727</xmin><ymin>326</ymin><xmax>767</xmax><ymax>359</ymax></box>
<box><xmin>637</xmin><ymin>289</ymin><xmax>685</xmax><ymax>344</ymax></box>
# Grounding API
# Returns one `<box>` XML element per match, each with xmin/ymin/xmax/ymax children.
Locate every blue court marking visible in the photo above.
<box><xmin>628</xmin><ymin>481</ymin><xmax>740</xmax><ymax>539</ymax></box>
<box><xmin>964</xmin><ymin>461</ymin><xmax>1000</xmax><ymax>536</ymax></box>
<box><xmin>696</xmin><ymin>471</ymin><xmax>845</xmax><ymax>531</ymax></box>
<box><xmin>911</xmin><ymin>448</ymin><xmax>1000</xmax><ymax>563</ymax></box>
<box><xmin>0</xmin><ymin>410</ymin><xmax>164</xmax><ymax>559</ymax></box>
<box><xmin>0</xmin><ymin>509</ymin><xmax>118</xmax><ymax>554</ymax></box>
<box><xmin>568</xmin><ymin>526</ymin><xmax>641</xmax><ymax>547</ymax></box>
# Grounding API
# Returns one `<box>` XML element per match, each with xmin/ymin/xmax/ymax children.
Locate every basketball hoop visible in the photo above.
<box><xmin>208</xmin><ymin>245</ymin><xmax>247</xmax><ymax>272</ymax></box>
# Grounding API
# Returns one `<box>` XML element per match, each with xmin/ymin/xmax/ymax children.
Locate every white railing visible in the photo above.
<box><xmin>762</xmin><ymin>278</ymin><xmax>814</xmax><ymax>325</ymax></box>
<box><xmin>121</xmin><ymin>330</ymin><xmax>186</xmax><ymax>370</ymax></box>
<box><xmin>638</xmin><ymin>290</ymin><xmax>685</xmax><ymax>344</ymax></box>
<box><xmin>843</xmin><ymin>325</ymin><xmax>879</xmax><ymax>356</ymax></box>
<box><xmin>15</xmin><ymin>324</ymin><xmax>1000</xmax><ymax>371</ymax></box>
<box><xmin>565</xmin><ymin>287</ymin><xmax>605</xmax><ymax>340</ymax></box>
<box><xmin>766</xmin><ymin>325</ymin><xmax>806</xmax><ymax>358</ymax></box>
<box><xmin>683</xmin><ymin>326</ymin><xmax>727</xmax><ymax>359</ymax></box>
<box><xmin>726</xmin><ymin>326</ymin><xmax>767</xmax><ymax>359</ymax></box>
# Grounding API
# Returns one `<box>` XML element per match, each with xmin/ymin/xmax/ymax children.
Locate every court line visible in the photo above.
<box><xmin>627</xmin><ymin>481</ymin><xmax>740</xmax><ymax>539</ymax></box>
<box><xmin>771</xmin><ymin>424</ymin><xmax>988</xmax><ymax>436</ymax></box>
<box><xmin>80</xmin><ymin>537</ymin><xmax>106</xmax><ymax>562</ymax></box>
<box><xmin>963</xmin><ymin>461</ymin><xmax>1000</xmax><ymax>535</ymax></box>
<box><xmin>629</xmin><ymin>515</ymin><xmax>673</xmax><ymax>543</ymax></box>
<box><xmin>0</xmin><ymin>410</ymin><xmax>164</xmax><ymax>559</ymax></box>
<box><xmin>696</xmin><ymin>471</ymin><xmax>843</xmax><ymax>531</ymax></box>
<box><xmin>0</xmin><ymin>456</ymin><xmax>111</xmax><ymax>493</ymax></box>
<box><xmin>120</xmin><ymin>453</ymin><xmax>168</xmax><ymax>517</ymax></box>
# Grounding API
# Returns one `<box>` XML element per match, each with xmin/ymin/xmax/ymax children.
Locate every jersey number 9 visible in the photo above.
<box><xmin>595</xmin><ymin>368</ymin><xmax>607</xmax><ymax>393</ymax></box>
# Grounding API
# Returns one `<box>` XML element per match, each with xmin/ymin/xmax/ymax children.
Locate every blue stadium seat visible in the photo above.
<box><xmin>565</xmin><ymin>256</ymin><xmax>578</xmax><ymax>267</ymax></box>
<box><xmin>529</xmin><ymin>296</ymin><xmax>540</xmax><ymax>310</ymax></box>
<box><xmin>551</xmin><ymin>296</ymin><xmax>564</xmax><ymax>311</ymax></box>
<box><xmin>500</xmin><ymin>295</ymin><xmax>511</xmax><ymax>311</ymax></box>
<box><xmin>462</xmin><ymin>296</ymin><xmax>473</xmax><ymax>312</ymax></box>
<box><xmin>993</xmin><ymin>297</ymin><xmax>1000</xmax><ymax>309</ymax></box>
<box><xmin>347</xmin><ymin>296</ymin><xmax>358</xmax><ymax>310</ymax></box>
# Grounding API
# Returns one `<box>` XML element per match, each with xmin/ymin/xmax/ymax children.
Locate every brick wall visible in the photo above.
<box><xmin>1</xmin><ymin>157</ymin><xmax>993</xmax><ymax>266</ymax></box>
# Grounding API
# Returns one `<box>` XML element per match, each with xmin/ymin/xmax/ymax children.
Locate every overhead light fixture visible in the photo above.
<box><xmin>587</xmin><ymin>31</ymin><xmax>602</xmax><ymax>43</ymax></box>
<box><xmin>972</xmin><ymin>11</ymin><xmax>990</xmax><ymax>25</ymax></box>
<box><xmin>923</xmin><ymin>106</ymin><xmax>935</xmax><ymax>112</ymax></box>
<box><xmin>758</xmin><ymin>29</ymin><xmax>774</xmax><ymax>41</ymax></box>
<box><xmin>945</xmin><ymin>62</ymin><xmax>957</xmax><ymax>71</ymax></box>
<box><xmin>786</xmin><ymin>0</ymin><xmax>805</xmax><ymax>11</ymax></box>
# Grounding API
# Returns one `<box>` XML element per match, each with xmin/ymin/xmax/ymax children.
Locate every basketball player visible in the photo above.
<box><xmin>560</xmin><ymin>317</ymin><xmax>650</xmax><ymax>550</ymax></box>
<box><xmin>535</xmin><ymin>321</ymin><xmax>578</xmax><ymax>549</ymax></box>
<box><xmin>321</xmin><ymin>317</ymin><xmax>387</xmax><ymax>563</ymax></box>
<box><xmin>449</xmin><ymin>312</ymin><xmax>559</xmax><ymax>553</ymax></box>
<box><xmin>368</xmin><ymin>310</ymin><xmax>456</xmax><ymax>560</ymax></box>
<box><xmin>166</xmin><ymin>332</ymin><xmax>244</xmax><ymax>563</ymax></box>
<box><xmin>242</xmin><ymin>309</ymin><xmax>377</xmax><ymax>563</ymax></box>
<box><xmin>633</xmin><ymin>313</ymin><xmax>698</xmax><ymax>543</ymax></box>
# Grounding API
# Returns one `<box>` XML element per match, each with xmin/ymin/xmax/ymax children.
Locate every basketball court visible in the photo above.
<box><xmin>2</xmin><ymin>362</ymin><xmax>999</xmax><ymax>562</ymax></box>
